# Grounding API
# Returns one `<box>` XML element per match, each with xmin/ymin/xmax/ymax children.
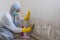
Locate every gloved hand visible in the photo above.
<box><xmin>26</xmin><ymin>25</ymin><xmax>32</xmax><ymax>32</ymax></box>
<box><xmin>22</xmin><ymin>25</ymin><xmax>32</xmax><ymax>33</ymax></box>
<box><xmin>24</xmin><ymin>10</ymin><xmax>30</xmax><ymax>21</ymax></box>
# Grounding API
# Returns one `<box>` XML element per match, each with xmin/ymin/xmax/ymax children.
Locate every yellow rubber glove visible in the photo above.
<box><xmin>22</xmin><ymin>25</ymin><xmax>32</xmax><ymax>33</ymax></box>
<box><xmin>26</xmin><ymin>25</ymin><xmax>32</xmax><ymax>33</ymax></box>
<box><xmin>24</xmin><ymin>10</ymin><xmax>30</xmax><ymax>21</ymax></box>
<box><xmin>22</xmin><ymin>27</ymin><xmax>27</xmax><ymax>33</ymax></box>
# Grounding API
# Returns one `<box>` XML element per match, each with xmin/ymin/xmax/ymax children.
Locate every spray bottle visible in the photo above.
<box><xmin>20</xmin><ymin>10</ymin><xmax>31</xmax><ymax>38</ymax></box>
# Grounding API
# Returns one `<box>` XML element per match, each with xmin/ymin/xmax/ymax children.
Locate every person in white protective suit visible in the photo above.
<box><xmin>0</xmin><ymin>1</ymin><xmax>32</xmax><ymax>40</ymax></box>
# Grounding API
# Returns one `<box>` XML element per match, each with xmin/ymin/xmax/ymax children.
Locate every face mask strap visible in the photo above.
<box><xmin>13</xmin><ymin>12</ymin><xmax>19</xmax><ymax>23</ymax></box>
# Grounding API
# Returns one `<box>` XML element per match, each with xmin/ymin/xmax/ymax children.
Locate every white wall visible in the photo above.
<box><xmin>21</xmin><ymin>0</ymin><xmax>60</xmax><ymax>40</ymax></box>
<box><xmin>21</xmin><ymin>0</ymin><xmax>60</xmax><ymax>23</ymax></box>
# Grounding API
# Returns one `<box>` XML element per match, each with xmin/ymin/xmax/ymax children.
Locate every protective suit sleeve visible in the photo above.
<box><xmin>18</xmin><ymin>14</ymin><xmax>24</xmax><ymax>21</ymax></box>
<box><xmin>1</xmin><ymin>13</ymin><xmax>22</xmax><ymax>33</ymax></box>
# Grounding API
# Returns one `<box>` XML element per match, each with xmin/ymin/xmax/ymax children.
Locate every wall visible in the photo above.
<box><xmin>21</xmin><ymin>0</ymin><xmax>60</xmax><ymax>40</ymax></box>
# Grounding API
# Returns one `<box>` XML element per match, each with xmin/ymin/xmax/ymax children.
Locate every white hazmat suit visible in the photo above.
<box><xmin>0</xmin><ymin>1</ymin><xmax>32</xmax><ymax>40</ymax></box>
<box><xmin>0</xmin><ymin>2</ymin><xmax>23</xmax><ymax>40</ymax></box>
